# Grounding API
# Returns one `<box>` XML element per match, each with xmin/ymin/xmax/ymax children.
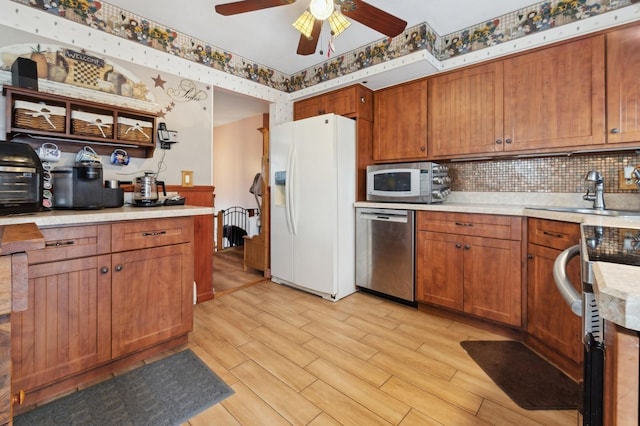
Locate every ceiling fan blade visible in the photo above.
<box><xmin>341</xmin><ymin>0</ymin><xmax>407</xmax><ymax>37</ymax></box>
<box><xmin>215</xmin><ymin>0</ymin><xmax>294</xmax><ymax>16</ymax></box>
<box><xmin>296</xmin><ymin>19</ymin><xmax>322</xmax><ymax>55</ymax></box>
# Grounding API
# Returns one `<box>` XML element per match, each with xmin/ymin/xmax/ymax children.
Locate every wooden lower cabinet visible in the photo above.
<box><xmin>604</xmin><ymin>321</ymin><xmax>640</xmax><ymax>426</ymax></box>
<box><xmin>13</xmin><ymin>218</ymin><xmax>194</xmax><ymax>409</ymax></box>
<box><xmin>112</xmin><ymin>243</ymin><xmax>193</xmax><ymax>358</ymax></box>
<box><xmin>12</xmin><ymin>255</ymin><xmax>112</xmax><ymax>392</ymax></box>
<box><xmin>525</xmin><ymin>218</ymin><xmax>582</xmax><ymax>380</ymax></box>
<box><xmin>416</xmin><ymin>212</ymin><xmax>523</xmax><ymax>327</ymax></box>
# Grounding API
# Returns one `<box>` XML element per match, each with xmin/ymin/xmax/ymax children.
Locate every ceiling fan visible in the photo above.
<box><xmin>215</xmin><ymin>0</ymin><xmax>407</xmax><ymax>56</ymax></box>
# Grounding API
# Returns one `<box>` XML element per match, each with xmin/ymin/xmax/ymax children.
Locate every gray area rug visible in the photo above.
<box><xmin>14</xmin><ymin>349</ymin><xmax>234</xmax><ymax>426</ymax></box>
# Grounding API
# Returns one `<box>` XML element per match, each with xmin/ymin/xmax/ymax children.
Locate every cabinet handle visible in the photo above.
<box><xmin>454</xmin><ymin>222</ymin><xmax>473</xmax><ymax>227</ymax></box>
<box><xmin>495</xmin><ymin>139</ymin><xmax>502</xmax><ymax>144</ymax></box>
<box><xmin>455</xmin><ymin>243</ymin><xmax>462</xmax><ymax>248</ymax></box>
<box><xmin>360</xmin><ymin>96</ymin><xmax>365</xmax><ymax>104</ymax></box>
<box><xmin>45</xmin><ymin>240</ymin><xmax>75</xmax><ymax>247</ymax></box>
<box><xmin>464</xmin><ymin>244</ymin><xmax>471</xmax><ymax>250</ymax></box>
<box><xmin>114</xmin><ymin>264</ymin><xmax>123</xmax><ymax>272</ymax></box>
<box><xmin>142</xmin><ymin>231</ymin><xmax>167</xmax><ymax>237</ymax></box>
<box><xmin>100</xmin><ymin>266</ymin><xmax>109</xmax><ymax>274</ymax></box>
<box><xmin>610</xmin><ymin>128</ymin><xmax>620</xmax><ymax>134</ymax></box>
<box><xmin>542</xmin><ymin>231</ymin><xmax>563</xmax><ymax>239</ymax></box>
<box><xmin>505</xmin><ymin>138</ymin><xmax>512</xmax><ymax>144</ymax></box>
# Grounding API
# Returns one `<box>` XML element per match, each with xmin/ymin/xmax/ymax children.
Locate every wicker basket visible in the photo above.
<box><xmin>117</xmin><ymin>117</ymin><xmax>153</xmax><ymax>142</ymax></box>
<box><xmin>14</xmin><ymin>100</ymin><xmax>66</xmax><ymax>132</ymax></box>
<box><xmin>71</xmin><ymin>111</ymin><xmax>114</xmax><ymax>139</ymax></box>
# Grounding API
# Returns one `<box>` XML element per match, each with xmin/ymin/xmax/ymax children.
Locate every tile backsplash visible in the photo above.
<box><xmin>448</xmin><ymin>151</ymin><xmax>640</xmax><ymax>193</ymax></box>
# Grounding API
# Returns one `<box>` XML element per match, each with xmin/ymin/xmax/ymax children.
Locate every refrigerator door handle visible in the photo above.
<box><xmin>284</xmin><ymin>144</ymin><xmax>294</xmax><ymax>235</ymax></box>
<box><xmin>288</xmin><ymin>144</ymin><xmax>297</xmax><ymax>235</ymax></box>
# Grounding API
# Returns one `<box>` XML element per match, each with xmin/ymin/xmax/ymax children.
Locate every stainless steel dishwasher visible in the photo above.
<box><xmin>355</xmin><ymin>207</ymin><xmax>415</xmax><ymax>304</ymax></box>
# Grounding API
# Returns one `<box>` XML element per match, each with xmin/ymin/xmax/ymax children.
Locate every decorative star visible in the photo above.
<box><xmin>165</xmin><ymin>105</ymin><xmax>174</xmax><ymax>113</ymax></box>
<box><xmin>152</xmin><ymin>74</ymin><xmax>166</xmax><ymax>88</ymax></box>
<box><xmin>157</xmin><ymin>110</ymin><xmax>166</xmax><ymax>119</ymax></box>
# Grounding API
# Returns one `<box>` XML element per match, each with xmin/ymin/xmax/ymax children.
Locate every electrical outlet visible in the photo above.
<box><xmin>618</xmin><ymin>170</ymin><xmax>637</xmax><ymax>190</ymax></box>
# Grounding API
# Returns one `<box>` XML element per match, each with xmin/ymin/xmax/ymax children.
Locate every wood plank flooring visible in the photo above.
<box><xmin>185</xmin><ymin>282</ymin><xmax>579</xmax><ymax>425</ymax></box>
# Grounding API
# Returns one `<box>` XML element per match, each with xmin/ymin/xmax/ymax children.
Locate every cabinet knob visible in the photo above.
<box><xmin>464</xmin><ymin>244</ymin><xmax>471</xmax><ymax>250</ymax></box>
<box><xmin>505</xmin><ymin>138</ymin><xmax>512</xmax><ymax>144</ymax></box>
<box><xmin>527</xmin><ymin>254</ymin><xmax>534</xmax><ymax>260</ymax></box>
<box><xmin>100</xmin><ymin>266</ymin><xmax>109</xmax><ymax>274</ymax></box>
<box><xmin>114</xmin><ymin>264</ymin><xmax>123</xmax><ymax>272</ymax></box>
<box><xmin>495</xmin><ymin>139</ymin><xmax>502</xmax><ymax>145</ymax></box>
<box><xmin>12</xmin><ymin>389</ymin><xmax>25</xmax><ymax>405</ymax></box>
<box><xmin>360</xmin><ymin>96</ymin><xmax>365</xmax><ymax>104</ymax></box>
<box><xmin>455</xmin><ymin>243</ymin><xmax>462</xmax><ymax>248</ymax></box>
<box><xmin>420</xmin><ymin>146</ymin><xmax>426</xmax><ymax>152</ymax></box>
<box><xmin>610</xmin><ymin>128</ymin><xmax>620</xmax><ymax>134</ymax></box>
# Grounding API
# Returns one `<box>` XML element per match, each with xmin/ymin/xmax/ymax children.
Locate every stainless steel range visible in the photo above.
<box><xmin>554</xmin><ymin>224</ymin><xmax>640</xmax><ymax>426</ymax></box>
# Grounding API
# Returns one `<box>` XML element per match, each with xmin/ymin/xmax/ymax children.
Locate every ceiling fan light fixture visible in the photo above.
<box><xmin>292</xmin><ymin>10</ymin><xmax>315</xmax><ymax>38</ymax></box>
<box><xmin>309</xmin><ymin>0</ymin><xmax>334</xmax><ymax>20</ymax></box>
<box><xmin>328</xmin><ymin>10</ymin><xmax>350</xmax><ymax>37</ymax></box>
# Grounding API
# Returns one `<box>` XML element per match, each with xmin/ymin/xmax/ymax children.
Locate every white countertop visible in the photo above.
<box><xmin>0</xmin><ymin>205</ymin><xmax>215</xmax><ymax>227</ymax></box>
<box><xmin>356</xmin><ymin>194</ymin><xmax>640</xmax><ymax>331</ymax></box>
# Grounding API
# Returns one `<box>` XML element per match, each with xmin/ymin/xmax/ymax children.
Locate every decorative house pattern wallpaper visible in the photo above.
<box><xmin>11</xmin><ymin>0</ymin><xmax>636</xmax><ymax>92</ymax></box>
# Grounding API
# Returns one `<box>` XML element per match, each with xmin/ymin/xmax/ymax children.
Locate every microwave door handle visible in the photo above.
<box><xmin>552</xmin><ymin>244</ymin><xmax>582</xmax><ymax>316</ymax></box>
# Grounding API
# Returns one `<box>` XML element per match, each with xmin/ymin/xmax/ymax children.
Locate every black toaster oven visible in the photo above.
<box><xmin>0</xmin><ymin>141</ymin><xmax>44</xmax><ymax>215</ymax></box>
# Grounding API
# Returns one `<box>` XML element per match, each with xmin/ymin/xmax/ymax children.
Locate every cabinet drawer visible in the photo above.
<box><xmin>27</xmin><ymin>224</ymin><xmax>111</xmax><ymax>264</ymax></box>
<box><xmin>527</xmin><ymin>218</ymin><xmax>580</xmax><ymax>250</ymax></box>
<box><xmin>417</xmin><ymin>211</ymin><xmax>522</xmax><ymax>240</ymax></box>
<box><xmin>112</xmin><ymin>217</ymin><xmax>193</xmax><ymax>252</ymax></box>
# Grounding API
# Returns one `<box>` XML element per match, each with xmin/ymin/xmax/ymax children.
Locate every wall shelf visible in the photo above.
<box><xmin>3</xmin><ymin>86</ymin><xmax>157</xmax><ymax>158</ymax></box>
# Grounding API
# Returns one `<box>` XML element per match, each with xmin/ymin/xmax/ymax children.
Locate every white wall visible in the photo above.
<box><xmin>213</xmin><ymin>114</ymin><xmax>263</xmax><ymax>213</ymax></box>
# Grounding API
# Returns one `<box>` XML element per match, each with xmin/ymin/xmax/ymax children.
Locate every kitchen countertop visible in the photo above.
<box><xmin>0</xmin><ymin>204</ymin><xmax>215</xmax><ymax>228</ymax></box>
<box><xmin>356</xmin><ymin>195</ymin><xmax>640</xmax><ymax>331</ymax></box>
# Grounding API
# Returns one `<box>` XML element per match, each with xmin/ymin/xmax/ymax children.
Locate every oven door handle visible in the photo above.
<box><xmin>552</xmin><ymin>244</ymin><xmax>582</xmax><ymax>317</ymax></box>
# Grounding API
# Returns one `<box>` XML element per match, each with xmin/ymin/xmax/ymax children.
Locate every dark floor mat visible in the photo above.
<box><xmin>14</xmin><ymin>349</ymin><xmax>234</xmax><ymax>426</ymax></box>
<box><xmin>461</xmin><ymin>340</ymin><xmax>580</xmax><ymax>410</ymax></box>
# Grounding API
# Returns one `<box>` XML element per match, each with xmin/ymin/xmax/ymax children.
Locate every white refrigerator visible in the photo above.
<box><xmin>270</xmin><ymin>113</ymin><xmax>356</xmax><ymax>301</ymax></box>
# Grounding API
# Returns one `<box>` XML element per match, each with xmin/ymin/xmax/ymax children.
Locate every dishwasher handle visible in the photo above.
<box><xmin>359</xmin><ymin>212</ymin><xmax>409</xmax><ymax>223</ymax></box>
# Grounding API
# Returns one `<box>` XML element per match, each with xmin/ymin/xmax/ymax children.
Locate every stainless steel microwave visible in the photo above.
<box><xmin>366</xmin><ymin>162</ymin><xmax>450</xmax><ymax>203</ymax></box>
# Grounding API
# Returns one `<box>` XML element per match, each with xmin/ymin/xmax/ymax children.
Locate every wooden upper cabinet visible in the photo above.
<box><xmin>503</xmin><ymin>35</ymin><xmax>606</xmax><ymax>151</ymax></box>
<box><xmin>428</xmin><ymin>34</ymin><xmax>606</xmax><ymax>158</ymax></box>
<box><xmin>294</xmin><ymin>85</ymin><xmax>372</xmax><ymax>121</ymax></box>
<box><xmin>606</xmin><ymin>25</ymin><xmax>640</xmax><ymax>144</ymax></box>
<box><xmin>429</xmin><ymin>62</ymin><xmax>504</xmax><ymax>158</ymax></box>
<box><xmin>373</xmin><ymin>78</ymin><xmax>428</xmax><ymax>161</ymax></box>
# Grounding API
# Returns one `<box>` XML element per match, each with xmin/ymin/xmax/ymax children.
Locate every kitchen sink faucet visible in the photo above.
<box><xmin>583</xmin><ymin>170</ymin><xmax>605</xmax><ymax>209</ymax></box>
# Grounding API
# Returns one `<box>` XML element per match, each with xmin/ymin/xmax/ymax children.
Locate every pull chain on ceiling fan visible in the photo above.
<box><xmin>215</xmin><ymin>0</ymin><xmax>407</xmax><ymax>56</ymax></box>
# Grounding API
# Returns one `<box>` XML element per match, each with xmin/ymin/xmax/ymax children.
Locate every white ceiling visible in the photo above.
<box><xmin>105</xmin><ymin>0</ymin><xmax>541</xmax><ymax>125</ymax></box>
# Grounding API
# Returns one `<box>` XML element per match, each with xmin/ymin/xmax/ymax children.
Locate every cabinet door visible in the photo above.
<box><xmin>606</xmin><ymin>26</ymin><xmax>640</xmax><ymax>144</ymax></box>
<box><xmin>373</xmin><ymin>79</ymin><xmax>428</xmax><ymax>161</ymax></box>
<box><xmin>294</xmin><ymin>97</ymin><xmax>327</xmax><ymax>120</ymax></box>
<box><xmin>463</xmin><ymin>236</ymin><xmax>522</xmax><ymax>327</ymax></box>
<box><xmin>527</xmin><ymin>243</ymin><xmax>582</xmax><ymax>363</ymax></box>
<box><xmin>503</xmin><ymin>35</ymin><xmax>605</xmax><ymax>151</ymax></box>
<box><xmin>429</xmin><ymin>62</ymin><xmax>504</xmax><ymax>157</ymax></box>
<box><xmin>111</xmin><ymin>243</ymin><xmax>193</xmax><ymax>358</ymax></box>
<box><xmin>416</xmin><ymin>231</ymin><xmax>463</xmax><ymax>310</ymax></box>
<box><xmin>12</xmin><ymin>255</ymin><xmax>112</xmax><ymax>392</ymax></box>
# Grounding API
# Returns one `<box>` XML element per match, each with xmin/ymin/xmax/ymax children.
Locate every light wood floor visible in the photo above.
<box><xmin>212</xmin><ymin>248</ymin><xmax>266</xmax><ymax>294</ymax></box>
<box><xmin>184</xmin><ymin>281</ymin><xmax>579</xmax><ymax>425</ymax></box>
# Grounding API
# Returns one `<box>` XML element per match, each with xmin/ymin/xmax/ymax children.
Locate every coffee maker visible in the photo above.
<box><xmin>52</xmin><ymin>162</ymin><xmax>104</xmax><ymax>209</ymax></box>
